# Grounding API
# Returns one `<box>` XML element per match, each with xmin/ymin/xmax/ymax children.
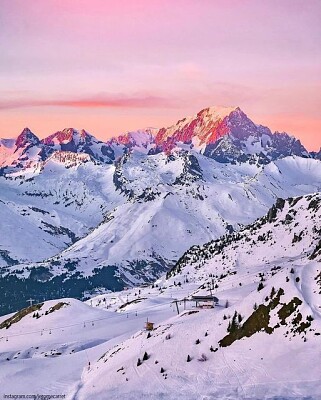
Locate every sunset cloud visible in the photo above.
<box><xmin>0</xmin><ymin>94</ymin><xmax>178</xmax><ymax>111</ymax></box>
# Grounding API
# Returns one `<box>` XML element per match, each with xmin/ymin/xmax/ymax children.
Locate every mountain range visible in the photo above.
<box><xmin>0</xmin><ymin>106</ymin><xmax>320</xmax><ymax>315</ymax></box>
<box><xmin>1</xmin><ymin>106</ymin><xmax>318</xmax><ymax>174</ymax></box>
<box><xmin>1</xmin><ymin>105</ymin><xmax>321</xmax><ymax>399</ymax></box>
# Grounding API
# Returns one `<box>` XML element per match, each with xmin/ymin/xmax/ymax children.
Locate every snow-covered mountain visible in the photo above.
<box><xmin>41</xmin><ymin>128</ymin><xmax>115</xmax><ymax>164</ymax></box>
<box><xmin>0</xmin><ymin>127</ymin><xmax>115</xmax><ymax>175</ymax></box>
<box><xmin>155</xmin><ymin>106</ymin><xmax>310</xmax><ymax>163</ymax></box>
<box><xmin>1</xmin><ymin>193</ymin><xmax>321</xmax><ymax>399</ymax></box>
<box><xmin>0</xmin><ymin>128</ymin><xmax>43</xmax><ymax>174</ymax></box>
<box><xmin>0</xmin><ymin>106</ymin><xmax>313</xmax><ymax>174</ymax></box>
<box><xmin>0</xmin><ymin>106</ymin><xmax>320</xmax><ymax>315</ymax></box>
<box><xmin>107</xmin><ymin>129</ymin><xmax>157</xmax><ymax>158</ymax></box>
<box><xmin>75</xmin><ymin>192</ymin><xmax>321</xmax><ymax>399</ymax></box>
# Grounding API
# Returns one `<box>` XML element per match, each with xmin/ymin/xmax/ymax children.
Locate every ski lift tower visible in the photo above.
<box><xmin>27</xmin><ymin>299</ymin><xmax>35</xmax><ymax>307</ymax></box>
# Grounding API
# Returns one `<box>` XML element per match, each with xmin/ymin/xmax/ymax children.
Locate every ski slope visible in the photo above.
<box><xmin>1</xmin><ymin>193</ymin><xmax>321</xmax><ymax>399</ymax></box>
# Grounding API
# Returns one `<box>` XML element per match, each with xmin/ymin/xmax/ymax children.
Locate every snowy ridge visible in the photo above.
<box><xmin>107</xmin><ymin>128</ymin><xmax>157</xmax><ymax>155</ymax></box>
<box><xmin>168</xmin><ymin>192</ymin><xmax>321</xmax><ymax>279</ymax></box>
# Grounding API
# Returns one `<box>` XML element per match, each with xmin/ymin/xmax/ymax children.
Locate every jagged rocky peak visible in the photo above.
<box><xmin>155</xmin><ymin>105</ymin><xmax>241</xmax><ymax>149</ymax></box>
<box><xmin>39</xmin><ymin>127</ymin><xmax>115</xmax><ymax>163</ymax></box>
<box><xmin>152</xmin><ymin>105</ymin><xmax>310</xmax><ymax>163</ymax></box>
<box><xmin>42</xmin><ymin>128</ymin><xmax>91</xmax><ymax>146</ymax></box>
<box><xmin>197</xmin><ymin>105</ymin><xmax>240</xmax><ymax>120</ymax></box>
<box><xmin>15</xmin><ymin>127</ymin><xmax>40</xmax><ymax>148</ymax></box>
<box><xmin>153</xmin><ymin>105</ymin><xmax>279</xmax><ymax>155</ymax></box>
<box><xmin>272</xmin><ymin>131</ymin><xmax>309</xmax><ymax>157</ymax></box>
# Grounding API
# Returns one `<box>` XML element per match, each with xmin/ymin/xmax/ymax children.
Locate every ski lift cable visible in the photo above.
<box><xmin>0</xmin><ymin>298</ymin><xmax>178</xmax><ymax>340</ymax></box>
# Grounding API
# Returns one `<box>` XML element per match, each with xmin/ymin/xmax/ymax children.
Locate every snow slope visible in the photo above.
<box><xmin>49</xmin><ymin>154</ymin><xmax>321</xmax><ymax>277</ymax></box>
<box><xmin>4</xmin><ymin>153</ymin><xmax>321</xmax><ymax>287</ymax></box>
<box><xmin>75</xmin><ymin>192</ymin><xmax>321</xmax><ymax>399</ymax></box>
<box><xmin>0</xmin><ymin>155</ymin><xmax>123</xmax><ymax>266</ymax></box>
<box><xmin>0</xmin><ymin>294</ymin><xmax>178</xmax><ymax>398</ymax></box>
<box><xmin>1</xmin><ymin>193</ymin><xmax>320</xmax><ymax>399</ymax></box>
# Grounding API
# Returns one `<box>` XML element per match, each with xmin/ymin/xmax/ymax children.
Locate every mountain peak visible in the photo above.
<box><xmin>42</xmin><ymin>128</ymin><xmax>91</xmax><ymax>146</ymax></box>
<box><xmin>108</xmin><ymin>129</ymin><xmax>156</xmax><ymax>150</ymax></box>
<box><xmin>155</xmin><ymin>105</ymin><xmax>244</xmax><ymax>149</ymax></box>
<box><xmin>197</xmin><ymin>105</ymin><xmax>239</xmax><ymax>119</ymax></box>
<box><xmin>152</xmin><ymin>105</ymin><xmax>310</xmax><ymax>162</ymax></box>
<box><xmin>15</xmin><ymin>127</ymin><xmax>39</xmax><ymax>148</ymax></box>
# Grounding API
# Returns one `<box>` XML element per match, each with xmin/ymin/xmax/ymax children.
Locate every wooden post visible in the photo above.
<box><xmin>175</xmin><ymin>301</ymin><xmax>180</xmax><ymax>315</ymax></box>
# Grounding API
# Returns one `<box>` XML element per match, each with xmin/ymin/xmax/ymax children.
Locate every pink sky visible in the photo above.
<box><xmin>0</xmin><ymin>0</ymin><xmax>320</xmax><ymax>150</ymax></box>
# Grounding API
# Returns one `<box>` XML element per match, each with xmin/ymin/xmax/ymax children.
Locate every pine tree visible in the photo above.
<box><xmin>270</xmin><ymin>286</ymin><xmax>276</xmax><ymax>298</ymax></box>
<box><xmin>187</xmin><ymin>355</ymin><xmax>191</xmax><ymax>362</ymax></box>
<box><xmin>228</xmin><ymin>311</ymin><xmax>239</xmax><ymax>333</ymax></box>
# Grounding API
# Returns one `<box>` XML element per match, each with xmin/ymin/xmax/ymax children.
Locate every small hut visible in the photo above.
<box><xmin>145</xmin><ymin>320</ymin><xmax>154</xmax><ymax>331</ymax></box>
